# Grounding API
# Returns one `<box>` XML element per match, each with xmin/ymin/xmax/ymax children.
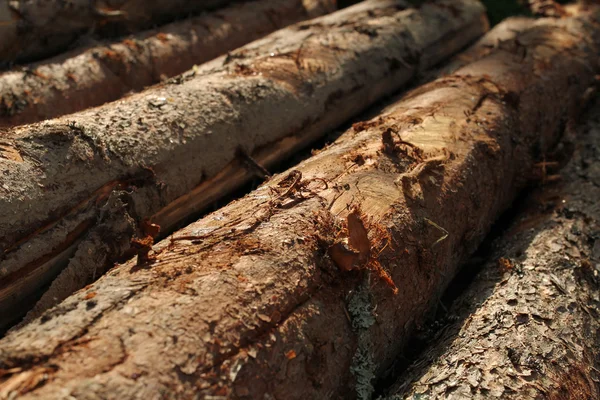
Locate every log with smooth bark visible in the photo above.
<box><xmin>0</xmin><ymin>5</ymin><xmax>598</xmax><ymax>399</ymax></box>
<box><xmin>0</xmin><ymin>0</ymin><xmax>336</xmax><ymax>127</ymax></box>
<box><xmin>0</xmin><ymin>0</ymin><xmax>488</xmax><ymax>329</ymax></box>
<box><xmin>386</xmin><ymin>100</ymin><xmax>600</xmax><ymax>400</ymax></box>
<box><xmin>0</xmin><ymin>0</ymin><xmax>249</xmax><ymax>64</ymax></box>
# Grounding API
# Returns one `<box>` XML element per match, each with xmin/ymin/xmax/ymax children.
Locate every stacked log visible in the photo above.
<box><xmin>0</xmin><ymin>0</ymin><xmax>488</xmax><ymax>329</ymax></box>
<box><xmin>0</xmin><ymin>0</ymin><xmax>337</xmax><ymax>126</ymax></box>
<box><xmin>0</xmin><ymin>0</ymin><xmax>248</xmax><ymax>63</ymax></box>
<box><xmin>386</xmin><ymin>92</ymin><xmax>600</xmax><ymax>400</ymax></box>
<box><xmin>0</xmin><ymin>4</ymin><xmax>598</xmax><ymax>399</ymax></box>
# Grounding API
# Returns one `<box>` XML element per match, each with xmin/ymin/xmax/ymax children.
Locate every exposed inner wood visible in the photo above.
<box><xmin>387</xmin><ymin>97</ymin><xmax>600</xmax><ymax>400</ymax></box>
<box><xmin>0</xmin><ymin>5</ymin><xmax>597</xmax><ymax>399</ymax></box>
<box><xmin>0</xmin><ymin>0</ymin><xmax>488</xmax><ymax>330</ymax></box>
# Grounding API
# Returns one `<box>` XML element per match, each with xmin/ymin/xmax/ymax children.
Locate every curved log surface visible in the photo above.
<box><xmin>0</xmin><ymin>4</ymin><xmax>598</xmax><ymax>399</ymax></box>
<box><xmin>387</xmin><ymin>99</ymin><xmax>600</xmax><ymax>400</ymax></box>
<box><xmin>0</xmin><ymin>0</ymin><xmax>337</xmax><ymax>127</ymax></box>
<box><xmin>0</xmin><ymin>0</ymin><xmax>488</xmax><ymax>330</ymax></box>
<box><xmin>0</xmin><ymin>0</ymin><xmax>247</xmax><ymax>64</ymax></box>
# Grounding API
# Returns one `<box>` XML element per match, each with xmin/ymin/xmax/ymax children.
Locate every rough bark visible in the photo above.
<box><xmin>0</xmin><ymin>5</ymin><xmax>598</xmax><ymax>399</ymax></box>
<box><xmin>437</xmin><ymin>16</ymin><xmax>533</xmax><ymax>75</ymax></box>
<box><xmin>0</xmin><ymin>0</ymin><xmax>488</xmax><ymax>330</ymax></box>
<box><xmin>0</xmin><ymin>0</ymin><xmax>251</xmax><ymax>64</ymax></box>
<box><xmin>435</xmin><ymin>13</ymin><xmax>597</xmax><ymax>77</ymax></box>
<box><xmin>386</xmin><ymin>94</ymin><xmax>600</xmax><ymax>400</ymax></box>
<box><xmin>0</xmin><ymin>0</ymin><xmax>336</xmax><ymax>127</ymax></box>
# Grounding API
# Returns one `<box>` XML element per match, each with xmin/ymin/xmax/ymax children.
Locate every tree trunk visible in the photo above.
<box><xmin>0</xmin><ymin>0</ymin><xmax>336</xmax><ymax>127</ymax></box>
<box><xmin>386</xmin><ymin>95</ymin><xmax>600</xmax><ymax>400</ymax></box>
<box><xmin>0</xmin><ymin>0</ymin><xmax>253</xmax><ymax>64</ymax></box>
<box><xmin>0</xmin><ymin>0</ymin><xmax>488</xmax><ymax>330</ymax></box>
<box><xmin>437</xmin><ymin>15</ymin><xmax>533</xmax><ymax>75</ymax></box>
<box><xmin>0</xmin><ymin>5</ymin><xmax>598</xmax><ymax>399</ymax></box>
<box><xmin>434</xmin><ymin>13</ymin><xmax>594</xmax><ymax>78</ymax></box>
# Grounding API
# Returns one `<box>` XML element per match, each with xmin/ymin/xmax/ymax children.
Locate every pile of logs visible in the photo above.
<box><xmin>386</xmin><ymin>98</ymin><xmax>600</xmax><ymax>399</ymax></box>
<box><xmin>0</xmin><ymin>0</ymin><xmax>599</xmax><ymax>399</ymax></box>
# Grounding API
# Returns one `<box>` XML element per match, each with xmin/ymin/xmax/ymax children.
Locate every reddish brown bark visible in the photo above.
<box><xmin>0</xmin><ymin>0</ymin><xmax>488</xmax><ymax>330</ymax></box>
<box><xmin>436</xmin><ymin>15</ymin><xmax>533</xmax><ymax>75</ymax></box>
<box><xmin>0</xmin><ymin>5</ymin><xmax>597</xmax><ymax>399</ymax></box>
<box><xmin>0</xmin><ymin>0</ymin><xmax>336</xmax><ymax>127</ymax></box>
<box><xmin>386</xmin><ymin>94</ymin><xmax>600</xmax><ymax>400</ymax></box>
<box><xmin>0</xmin><ymin>0</ymin><xmax>250</xmax><ymax>63</ymax></box>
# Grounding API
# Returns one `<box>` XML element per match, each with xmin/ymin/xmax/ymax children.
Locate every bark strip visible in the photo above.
<box><xmin>0</xmin><ymin>0</ymin><xmax>336</xmax><ymax>127</ymax></box>
<box><xmin>386</xmin><ymin>97</ymin><xmax>600</xmax><ymax>400</ymax></box>
<box><xmin>0</xmin><ymin>5</ymin><xmax>598</xmax><ymax>399</ymax></box>
<box><xmin>0</xmin><ymin>0</ymin><xmax>488</xmax><ymax>329</ymax></box>
<box><xmin>0</xmin><ymin>0</ymin><xmax>251</xmax><ymax>64</ymax></box>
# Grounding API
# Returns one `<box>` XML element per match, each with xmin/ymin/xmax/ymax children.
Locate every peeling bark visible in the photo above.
<box><xmin>0</xmin><ymin>5</ymin><xmax>598</xmax><ymax>399</ymax></box>
<box><xmin>0</xmin><ymin>0</ymin><xmax>488</xmax><ymax>330</ymax></box>
<box><xmin>0</xmin><ymin>0</ymin><xmax>336</xmax><ymax>127</ymax></box>
<box><xmin>386</xmin><ymin>94</ymin><xmax>600</xmax><ymax>400</ymax></box>
<box><xmin>0</xmin><ymin>0</ymin><xmax>252</xmax><ymax>64</ymax></box>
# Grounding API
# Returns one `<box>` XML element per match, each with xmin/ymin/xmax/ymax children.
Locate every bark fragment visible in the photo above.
<box><xmin>0</xmin><ymin>0</ymin><xmax>336</xmax><ymax>127</ymax></box>
<box><xmin>0</xmin><ymin>0</ymin><xmax>488</xmax><ymax>329</ymax></box>
<box><xmin>386</xmin><ymin>95</ymin><xmax>600</xmax><ymax>400</ymax></box>
<box><xmin>0</xmin><ymin>5</ymin><xmax>598</xmax><ymax>399</ymax></box>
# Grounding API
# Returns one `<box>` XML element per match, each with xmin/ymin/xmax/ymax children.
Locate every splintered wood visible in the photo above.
<box><xmin>328</xmin><ymin>206</ymin><xmax>398</xmax><ymax>294</ymax></box>
<box><xmin>0</xmin><ymin>0</ymin><xmax>488</xmax><ymax>330</ymax></box>
<box><xmin>0</xmin><ymin>4</ymin><xmax>598</xmax><ymax>399</ymax></box>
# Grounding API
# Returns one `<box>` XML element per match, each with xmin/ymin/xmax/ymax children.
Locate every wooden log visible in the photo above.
<box><xmin>437</xmin><ymin>15</ymin><xmax>532</xmax><ymax>75</ymax></box>
<box><xmin>0</xmin><ymin>5</ymin><xmax>598</xmax><ymax>399</ymax></box>
<box><xmin>0</xmin><ymin>0</ymin><xmax>336</xmax><ymax>127</ymax></box>
<box><xmin>0</xmin><ymin>0</ymin><xmax>488</xmax><ymax>330</ymax></box>
<box><xmin>436</xmin><ymin>13</ymin><xmax>596</xmax><ymax>77</ymax></box>
<box><xmin>522</xmin><ymin>0</ymin><xmax>567</xmax><ymax>17</ymax></box>
<box><xmin>385</xmin><ymin>98</ymin><xmax>600</xmax><ymax>400</ymax></box>
<box><xmin>0</xmin><ymin>0</ymin><xmax>248</xmax><ymax>64</ymax></box>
